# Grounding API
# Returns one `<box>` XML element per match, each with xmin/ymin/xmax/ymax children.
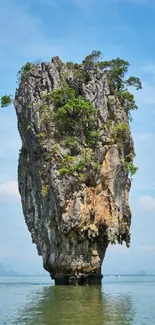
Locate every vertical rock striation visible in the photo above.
<box><xmin>15</xmin><ymin>56</ymin><xmax>134</xmax><ymax>284</ymax></box>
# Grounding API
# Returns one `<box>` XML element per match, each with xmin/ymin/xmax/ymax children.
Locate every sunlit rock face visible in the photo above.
<box><xmin>15</xmin><ymin>56</ymin><xmax>133</xmax><ymax>285</ymax></box>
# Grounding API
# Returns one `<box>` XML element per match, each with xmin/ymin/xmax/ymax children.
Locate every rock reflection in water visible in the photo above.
<box><xmin>15</xmin><ymin>286</ymin><xmax>134</xmax><ymax>325</ymax></box>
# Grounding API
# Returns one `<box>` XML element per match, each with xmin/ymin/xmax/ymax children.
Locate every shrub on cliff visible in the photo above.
<box><xmin>113</xmin><ymin>123</ymin><xmax>130</xmax><ymax>144</ymax></box>
<box><xmin>81</xmin><ymin>51</ymin><xmax>142</xmax><ymax>118</ymax></box>
<box><xmin>82</xmin><ymin>50</ymin><xmax>102</xmax><ymax>70</ymax></box>
<box><xmin>43</xmin><ymin>83</ymin><xmax>99</xmax><ymax>146</ymax></box>
<box><xmin>1</xmin><ymin>95</ymin><xmax>13</xmax><ymax>107</ymax></box>
<box><xmin>43</xmin><ymin>83</ymin><xmax>76</xmax><ymax>108</ymax></box>
<box><xmin>1</xmin><ymin>51</ymin><xmax>142</xmax><ymax>122</ymax></box>
<box><xmin>121</xmin><ymin>160</ymin><xmax>138</xmax><ymax>179</ymax></box>
<box><xmin>17</xmin><ymin>62</ymin><xmax>35</xmax><ymax>83</ymax></box>
<box><xmin>0</xmin><ymin>51</ymin><xmax>141</xmax><ymax>181</ymax></box>
<box><xmin>54</xmin><ymin>97</ymin><xmax>96</xmax><ymax>134</ymax></box>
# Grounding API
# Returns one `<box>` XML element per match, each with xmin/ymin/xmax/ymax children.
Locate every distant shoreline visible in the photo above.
<box><xmin>1</xmin><ymin>274</ymin><xmax>155</xmax><ymax>278</ymax></box>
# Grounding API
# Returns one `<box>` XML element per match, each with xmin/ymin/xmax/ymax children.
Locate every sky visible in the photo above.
<box><xmin>0</xmin><ymin>0</ymin><xmax>155</xmax><ymax>275</ymax></box>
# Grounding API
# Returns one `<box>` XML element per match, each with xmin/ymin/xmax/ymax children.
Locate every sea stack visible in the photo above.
<box><xmin>14</xmin><ymin>53</ymin><xmax>138</xmax><ymax>285</ymax></box>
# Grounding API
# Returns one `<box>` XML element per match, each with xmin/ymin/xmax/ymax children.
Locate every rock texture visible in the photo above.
<box><xmin>15</xmin><ymin>56</ymin><xmax>134</xmax><ymax>284</ymax></box>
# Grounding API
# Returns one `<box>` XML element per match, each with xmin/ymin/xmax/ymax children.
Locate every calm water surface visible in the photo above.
<box><xmin>0</xmin><ymin>276</ymin><xmax>155</xmax><ymax>324</ymax></box>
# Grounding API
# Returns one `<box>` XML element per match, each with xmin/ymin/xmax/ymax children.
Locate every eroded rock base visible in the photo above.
<box><xmin>53</xmin><ymin>274</ymin><xmax>103</xmax><ymax>286</ymax></box>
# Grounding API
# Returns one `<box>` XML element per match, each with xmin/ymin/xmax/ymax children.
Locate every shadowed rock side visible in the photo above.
<box><xmin>15</xmin><ymin>56</ymin><xmax>134</xmax><ymax>285</ymax></box>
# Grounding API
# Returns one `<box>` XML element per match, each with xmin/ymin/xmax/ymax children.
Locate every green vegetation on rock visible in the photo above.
<box><xmin>1</xmin><ymin>95</ymin><xmax>13</xmax><ymax>107</ymax></box>
<box><xmin>43</xmin><ymin>83</ymin><xmax>75</xmax><ymax>108</ymax></box>
<box><xmin>112</xmin><ymin>122</ymin><xmax>130</xmax><ymax>144</ymax></box>
<box><xmin>1</xmin><ymin>51</ymin><xmax>142</xmax><ymax>123</ymax></box>
<box><xmin>125</xmin><ymin>76</ymin><xmax>142</xmax><ymax>90</ymax></box>
<box><xmin>55</xmin><ymin>97</ymin><xmax>96</xmax><ymax>135</ymax></box>
<box><xmin>44</xmin><ymin>82</ymin><xmax>98</xmax><ymax>147</ymax></box>
<box><xmin>82</xmin><ymin>50</ymin><xmax>102</xmax><ymax>69</ymax></box>
<box><xmin>60</xmin><ymin>136</ymin><xmax>78</xmax><ymax>147</ymax></box>
<box><xmin>58</xmin><ymin>149</ymin><xmax>98</xmax><ymax>182</ymax></box>
<box><xmin>81</xmin><ymin>51</ymin><xmax>142</xmax><ymax>119</ymax></box>
<box><xmin>0</xmin><ymin>51</ymin><xmax>141</xmax><ymax>182</ymax></box>
<box><xmin>121</xmin><ymin>159</ymin><xmax>138</xmax><ymax>178</ymax></box>
<box><xmin>17</xmin><ymin>62</ymin><xmax>35</xmax><ymax>83</ymax></box>
<box><xmin>41</xmin><ymin>184</ymin><xmax>49</xmax><ymax>197</ymax></box>
<box><xmin>118</xmin><ymin>90</ymin><xmax>138</xmax><ymax>120</ymax></box>
<box><xmin>36</xmin><ymin>132</ymin><xmax>46</xmax><ymax>138</ymax></box>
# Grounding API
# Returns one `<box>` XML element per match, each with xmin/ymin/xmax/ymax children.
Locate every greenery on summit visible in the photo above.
<box><xmin>82</xmin><ymin>52</ymin><xmax>142</xmax><ymax>120</ymax></box>
<box><xmin>65</xmin><ymin>50</ymin><xmax>142</xmax><ymax>121</ymax></box>
<box><xmin>1</xmin><ymin>50</ymin><xmax>142</xmax><ymax>121</ymax></box>
<box><xmin>17</xmin><ymin>62</ymin><xmax>35</xmax><ymax>83</ymax></box>
<box><xmin>0</xmin><ymin>50</ymin><xmax>141</xmax><ymax>180</ymax></box>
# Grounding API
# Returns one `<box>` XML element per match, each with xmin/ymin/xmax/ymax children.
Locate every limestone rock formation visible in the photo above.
<box><xmin>14</xmin><ymin>55</ymin><xmax>135</xmax><ymax>285</ymax></box>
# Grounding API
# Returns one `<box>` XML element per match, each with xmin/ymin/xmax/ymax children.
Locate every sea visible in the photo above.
<box><xmin>0</xmin><ymin>276</ymin><xmax>155</xmax><ymax>325</ymax></box>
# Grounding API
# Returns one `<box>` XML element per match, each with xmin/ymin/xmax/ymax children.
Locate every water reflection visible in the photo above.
<box><xmin>15</xmin><ymin>285</ymin><xmax>134</xmax><ymax>325</ymax></box>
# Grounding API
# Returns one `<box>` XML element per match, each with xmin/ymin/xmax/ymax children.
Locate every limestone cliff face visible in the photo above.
<box><xmin>15</xmin><ymin>56</ymin><xmax>133</xmax><ymax>284</ymax></box>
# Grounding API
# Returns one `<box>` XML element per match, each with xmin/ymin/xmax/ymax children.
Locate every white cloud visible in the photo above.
<box><xmin>0</xmin><ymin>181</ymin><xmax>19</xmax><ymax>201</ymax></box>
<box><xmin>138</xmin><ymin>196</ymin><xmax>155</xmax><ymax>212</ymax></box>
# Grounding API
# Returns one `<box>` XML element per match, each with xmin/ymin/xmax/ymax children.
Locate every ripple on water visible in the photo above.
<box><xmin>0</xmin><ymin>276</ymin><xmax>155</xmax><ymax>325</ymax></box>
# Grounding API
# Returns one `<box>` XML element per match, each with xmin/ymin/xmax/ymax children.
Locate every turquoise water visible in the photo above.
<box><xmin>0</xmin><ymin>276</ymin><xmax>155</xmax><ymax>324</ymax></box>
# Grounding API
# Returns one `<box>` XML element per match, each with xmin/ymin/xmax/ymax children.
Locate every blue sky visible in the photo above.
<box><xmin>0</xmin><ymin>0</ymin><xmax>155</xmax><ymax>275</ymax></box>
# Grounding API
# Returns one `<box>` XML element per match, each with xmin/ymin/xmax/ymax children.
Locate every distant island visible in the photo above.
<box><xmin>0</xmin><ymin>263</ymin><xmax>17</xmax><ymax>277</ymax></box>
<box><xmin>0</xmin><ymin>263</ymin><xmax>48</xmax><ymax>277</ymax></box>
<box><xmin>0</xmin><ymin>263</ymin><xmax>154</xmax><ymax>277</ymax></box>
<box><xmin>105</xmin><ymin>271</ymin><xmax>150</xmax><ymax>277</ymax></box>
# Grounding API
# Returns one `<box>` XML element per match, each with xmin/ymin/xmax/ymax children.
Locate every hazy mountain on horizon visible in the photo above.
<box><xmin>0</xmin><ymin>263</ymin><xmax>18</xmax><ymax>276</ymax></box>
<box><xmin>0</xmin><ymin>263</ymin><xmax>49</xmax><ymax>277</ymax></box>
